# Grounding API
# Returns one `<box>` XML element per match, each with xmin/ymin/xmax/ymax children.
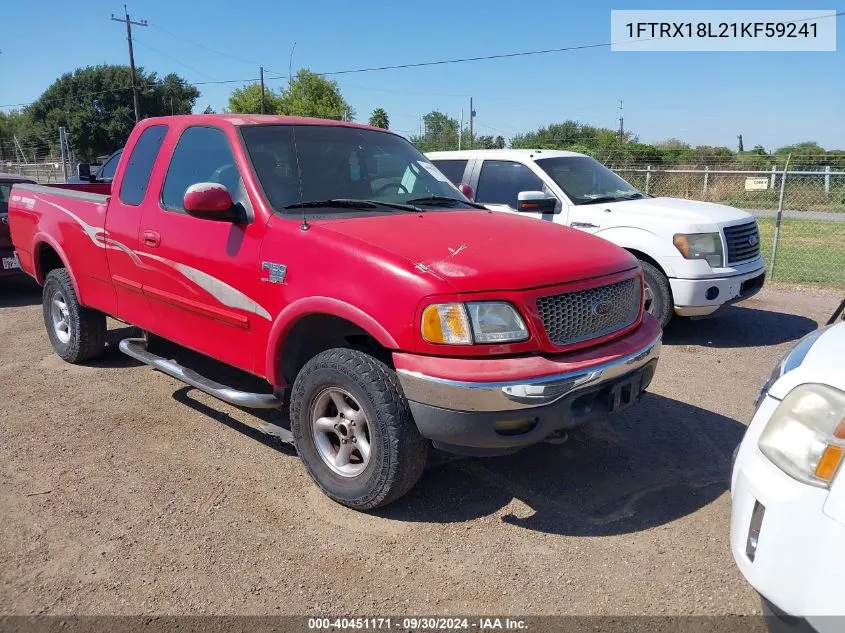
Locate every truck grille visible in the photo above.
<box><xmin>536</xmin><ymin>278</ymin><xmax>641</xmax><ymax>346</ymax></box>
<box><xmin>724</xmin><ymin>221</ymin><xmax>761</xmax><ymax>264</ymax></box>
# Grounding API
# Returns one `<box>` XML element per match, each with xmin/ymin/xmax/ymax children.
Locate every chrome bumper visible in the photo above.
<box><xmin>396</xmin><ymin>334</ymin><xmax>661</xmax><ymax>413</ymax></box>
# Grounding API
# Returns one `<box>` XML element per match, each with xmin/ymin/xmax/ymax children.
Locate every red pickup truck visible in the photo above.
<box><xmin>9</xmin><ymin>114</ymin><xmax>661</xmax><ymax>509</ymax></box>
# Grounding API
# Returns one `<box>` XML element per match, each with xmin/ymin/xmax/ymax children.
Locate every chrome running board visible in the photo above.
<box><xmin>119</xmin><ymin>337</ymin><xmax>282</xmax><ymax>410</ymax></box>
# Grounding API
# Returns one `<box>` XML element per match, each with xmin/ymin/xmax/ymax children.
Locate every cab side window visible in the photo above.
<box><xmin>161</xmin><ymin>126</ymin><xmax>250</xmax><ymax>216</ymax></box>
<box><xmin>475</xmin><ymin>160</ymin><xmax>545</xmax><ymax>209</ymax></box>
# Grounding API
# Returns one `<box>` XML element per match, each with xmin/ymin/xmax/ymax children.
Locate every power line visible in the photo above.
<box><xmin>3</xmin><ymin>10</ymin><xmax>842</xmax><ymax>111</ymax></box>
<box><xmin>147</xmin><ymin>22</ymin><xmax>266</xmax><ymax>68</ymax></box>
<box><xmin>133</xmin><ymin>39</ymin><xmax>218</xmax><ymax>81</ymax></box>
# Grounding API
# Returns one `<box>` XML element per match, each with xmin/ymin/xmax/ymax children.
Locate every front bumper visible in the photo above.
<box><xmin>395</xmin><ymin>317</ymin><xmax>661</xmax><ymax>455</ymax></box>
<box><xmin>671</xmin><ymin>266</ymin><xmax>765</xmax><ymax>317</ymax></box>
<box><xmin>730</xmin><ymin>395</ymin><xmax>845</xmax><ymax>627</ymax></box>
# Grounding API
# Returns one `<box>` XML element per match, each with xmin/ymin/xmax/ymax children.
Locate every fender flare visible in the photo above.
<box><xmin>31</xmin><ymin>233</ymin><xmax>82</xmax><ymax>299</ymax></box>
<box><xmin>594</xmin><ymin>226</ymin><xmax>678</xmax><ymax>278</ymax></box>
<box><xmin>264</xmin><ymin>296</ymin><xmax>399</xmax><ymax>387</ymax></box>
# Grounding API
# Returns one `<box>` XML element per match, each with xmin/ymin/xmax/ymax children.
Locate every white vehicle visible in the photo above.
<box><xmin>730</xmin><ymin>305</ymin><xmax>845</xmax><ymax>632</ymax></box>
<box><xmin>427</xmin><ymin>149</ymin><xmax>765</xmax><ymax>327</ymax></box>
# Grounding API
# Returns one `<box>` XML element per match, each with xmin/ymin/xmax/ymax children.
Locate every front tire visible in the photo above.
<box><xmin>639</xmin><ymin>259</ymin><xmax>673</xmax><ymax>328</ymax></box>
<box><xmin>42</xmin><ymin>268</ymin><xmax>106</xmax><ymax>363</ymax></box>
<box><xmin>290</xmin><ymin>348</ymin><xmax>428</xmax><ymax>510</ymax></box>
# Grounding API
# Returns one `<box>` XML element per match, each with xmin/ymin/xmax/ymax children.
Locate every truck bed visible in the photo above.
<box><xmin>9</xmin><ymin>182</ymin><xmax>115</xmax><ymax>312</ymax></box>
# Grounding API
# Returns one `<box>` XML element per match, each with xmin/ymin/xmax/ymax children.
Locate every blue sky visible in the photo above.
<box><xmin>2</xmin><ymin>0</ymin><xmax>843</xmax><ymax>150</ymax></box>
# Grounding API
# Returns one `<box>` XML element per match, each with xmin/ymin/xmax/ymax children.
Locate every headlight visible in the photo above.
<box><xmin>421</xmin><ymin>302</ymin><xmax>528</xmax><ymax>345</ymax></box>
<box><xmin>754</xmin><ymin>327</ymin><xmax>828</xmax><ymax>407</ymax></box>
<box><xmin>758</xmin><ymin>383</ymin><xmax>845</xmax><ymax>488</ymax></box>
<box><xmin>673</xmin><ymin>233</ymin><xmax>724</xmax><ymax>268</ymax></box>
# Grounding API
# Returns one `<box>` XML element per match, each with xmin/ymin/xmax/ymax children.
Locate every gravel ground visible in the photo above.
<box><xmin>0</xmin><ymin>279</ymin><xmax>841</xmax><ymax>616</ymax></box>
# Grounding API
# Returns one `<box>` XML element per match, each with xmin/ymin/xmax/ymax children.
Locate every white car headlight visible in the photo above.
<box><xmin>421</xmin><ymin>301</ymin><xmax>528</xmax><ymax>345</ymax></box>
<box><xmin>758</xmin><ymin>383</ymin><xmax>845</xmax><ymax>488</ymax></box>
<box><xmin>754</xmin><ymin>327</ymin><xmax>829</xmax><ymax>407</ymax></box>
<box><xmin>673</xmin><ymin>233</ymin><xmax>724</xmax><ymax>268</ymax></box>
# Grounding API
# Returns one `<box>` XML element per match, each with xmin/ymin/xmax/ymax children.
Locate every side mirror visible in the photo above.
<box><xmin>458</xmin><ymin>183</ymin><xmax>475</xmax><ymax>201</ymax></box>
<box><xmin>183</xmin><ymin>183</ymin><xmax>239</xmax><ymax>222</ymax></box>
<box><xmin>517</xmin><ymin>190</ymin><xmax>557</xmax><ymax>213</ymax></box>
<box><xmin>77</xmin><ymin>163</ymin><xmax>92</xmax><ymax>181</ymax></box>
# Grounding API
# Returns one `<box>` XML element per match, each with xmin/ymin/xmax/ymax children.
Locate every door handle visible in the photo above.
<box><xmin>571</xmin><ymin>222</ymin><xmax>600</xmax><ymax>229</ymax></box>
<box><xmin>142</xmin><ymin>230</ymin><xmax>161</xmax><ymax>248</ymax></box>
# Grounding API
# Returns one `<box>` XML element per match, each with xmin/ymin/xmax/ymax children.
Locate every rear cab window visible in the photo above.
<box><xmin>119</xmin><ymin>126</ymin><xmax>168</xmax><ymax>206</ymax></box>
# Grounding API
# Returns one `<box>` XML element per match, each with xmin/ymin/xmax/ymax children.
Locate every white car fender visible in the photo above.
<box><xmin>590</xmin><ymin>225</ymin><xmax>679</xmax><ymax>278</ymax></box>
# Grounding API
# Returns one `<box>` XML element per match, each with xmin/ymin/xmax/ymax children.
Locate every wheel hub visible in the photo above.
<box><xmin>311</xmin><ymin>387</ymin><xmax>372</xmax><ymax>477</ymax></box>
<box><xmin>50</xmin><ymin>291</ymin><xmax>72</xmax><ymax>344</ymax></box>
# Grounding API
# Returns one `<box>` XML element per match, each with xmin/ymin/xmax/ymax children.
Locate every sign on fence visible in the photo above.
<box><xmin>744</xmin><ymin>177</ymin><xmax>769</xmax><ymax>191</ymax></box>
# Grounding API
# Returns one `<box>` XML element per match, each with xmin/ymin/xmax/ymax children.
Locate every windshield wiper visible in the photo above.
<box><xmin>283</xmin><ymin>198</ymin><xmax>419</xmax><ymax>212</ymax></box>
<box><xmin>580</xmin><ymin>196</ymin><xmax>623</xmax><ymax>205</ymax></box>
<box><xmin>405</xmin><ymin>196</ymin><xmax>487</xmax><ymax>209</ymax></box>
<box><xmin>581</xmin><ymin>192</ymin><xmax>647</xmax><ymax>205</ymax></box>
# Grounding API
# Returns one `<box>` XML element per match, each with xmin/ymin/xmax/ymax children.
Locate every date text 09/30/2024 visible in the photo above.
<box><xmin>307</xmin><ymin>618</ymin><xmax>528</xmax><ymax>631</ymax></box>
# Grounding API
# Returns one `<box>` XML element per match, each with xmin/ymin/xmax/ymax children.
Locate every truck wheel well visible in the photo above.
<box><xmin>36</xmin><ymin>242</ymin><xmax>65</xmax><ymax>283</ymax></box>
<box><xmin>281</xmin><ymin>314</ymin><xmax>391</xmax><ymax>385</ymax></box>
<box><xmin>625</xmin><ymin>248</ymin><xmax>666</xmax><ymax>278</ymax></box>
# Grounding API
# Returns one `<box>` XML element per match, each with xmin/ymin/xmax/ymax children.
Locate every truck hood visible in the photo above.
<box><xmin>600</xmin><ymin>196</ymin><xmax>753</xmax><ymax>228</ymax></box>
<box><xmin>314</xmin><ymin>210</ymin><xmax>637</xmax><ymax>293</ymax></box>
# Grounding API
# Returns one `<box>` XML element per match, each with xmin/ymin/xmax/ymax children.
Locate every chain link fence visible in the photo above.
<box><xmin>7</xmin><ymin>147</ymin><xmax>844</xmax><ymax>290</ymax></box>
<box><xmin>614</xmin><ymin>163</ymin><xmax>845</xmax><ymax>289</ymax></box>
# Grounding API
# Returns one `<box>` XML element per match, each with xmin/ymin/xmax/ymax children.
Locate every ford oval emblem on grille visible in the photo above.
<box><xmin>593</xmin><ymin>300</ymin><xmax>613</xmax><ymax>316</ymax></box>
<box><xmin>748</xmin><ymin>234</ymin><xmax>759</xmax><ymax>246</ymax></box>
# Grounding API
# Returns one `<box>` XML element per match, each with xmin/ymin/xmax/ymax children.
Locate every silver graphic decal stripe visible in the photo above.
<box><xmin>35</xmin><ymin>195</ymin><xmax>273</xmax><ymax>321</ymax></box>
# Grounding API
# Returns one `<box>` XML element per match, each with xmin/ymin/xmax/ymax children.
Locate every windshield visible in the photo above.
<box><xmin>535</xmin><ymin>156</ymin><xmax>643</xmax><ymax>205</ymax></box>
<box><xmin>240</xmin><ymin>125</ymin><xmax>472</xmax><ymax>213</ymax></box>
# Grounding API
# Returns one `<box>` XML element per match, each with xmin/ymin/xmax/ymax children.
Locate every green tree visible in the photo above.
<box><xmin>409</xmin><ymin>110</ymin><xmax>460</xmax><ymax>152</ymax></box>
<box><xmin>277</xmin><ymin>69</ymin><xmax>354</xmax><ymax>121</ymax></box>
<box><xmin>26</xmin><ymin>64</ymin><xmax>199</xmax><ymax>161</ymax></box>
<box><xmin>227</xmin><ymin>83</ymin><xmax>282</xmax><ymax>114</ymax></box>
<box><xmin>368</xmin><ymin>107</ymin><xmax>389</xmax><ymax>129</ymax></box>
<box><xmin>494</xmin><ymin>135</ymin><xmax>505</xmax><ymax>149</ymax></box>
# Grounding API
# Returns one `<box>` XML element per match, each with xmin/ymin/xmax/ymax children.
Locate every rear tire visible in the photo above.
<box><xmin>639</xmin><ymin>259</ymin><xmax>673</xmax><ymax>328</ymax></box>
<box><xmin>290</xmin><ymin>348</ymin><xmax>428</xmax><ymax>510</ymax></box>
<box><xmin>42</xmin><ymin>268</ymin><xmax>106</xmax><ymax>363</ymax></box>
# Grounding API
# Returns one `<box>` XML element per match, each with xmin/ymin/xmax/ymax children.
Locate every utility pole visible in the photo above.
<box><xmin>111</xmin><ymin>5</ymin><xmax>147</xmax><ymax>123</ymax></box>
<box><xmin>459</xmin><ymin>108</ymin><xmax>463</xmax><ymax>151</ymax></box>
<box><xmin>59</xmin><ymin>127</ymin><xmax>69</xmax><ymax>181</ymax></box>
<box><xmin>618</xmin><ymin>98</ymin><xmax>624</xmax><ymax>144</ymax></box>
<box><xmin>469</xmin><ymin>98</ymin><xmax>475</xmax><ymax>149</ymax></box>
<box><xmin>260</xmin><ymin>66</ymin><xmax>265</xmax><ymax>114</ymax></box>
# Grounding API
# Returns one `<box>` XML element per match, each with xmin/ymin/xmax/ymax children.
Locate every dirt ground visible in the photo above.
<box><xmin>0</xmin><ymin>280</ymin><xmax>841</xmax><ymax>616</ymax></box>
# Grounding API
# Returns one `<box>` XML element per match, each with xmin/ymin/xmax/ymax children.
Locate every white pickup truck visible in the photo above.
<box><xmin>428</xmin><ymin>149</ymin><xmax>766</xmax><ymax>327</ymax></box>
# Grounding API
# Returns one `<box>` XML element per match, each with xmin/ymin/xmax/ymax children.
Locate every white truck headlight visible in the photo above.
<box><xmin>421</xmin><ymin>302</ymin><xmax>528</xmax><ymax>345</ymax></box>
<box><xmin>673</xmin><ymin>233</ymin><xmax>724</xmax><ymax>268</ymax></box>
<box><xmin>758</xmin><ymin>383</ymin><xmax>845</xmax><ymax>488</ymax></box>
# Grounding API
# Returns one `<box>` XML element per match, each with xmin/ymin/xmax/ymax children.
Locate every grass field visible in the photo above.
<box><xmin>757</xmin><ymin>217</ymin><xmax>845</xmax><ymax>287</ymax></box>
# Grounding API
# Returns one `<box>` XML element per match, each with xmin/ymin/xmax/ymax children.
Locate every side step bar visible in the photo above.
<box><xmin>119</xmin><ymin>337</ymin><xmax>282</xmax><ymax>410</ymax></box>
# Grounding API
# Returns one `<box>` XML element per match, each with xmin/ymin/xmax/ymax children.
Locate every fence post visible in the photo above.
<box><xmin>770</xmin><ymin>164</ymin><xmax>777</xmax><ymax>189</ymax></box>
<box><xmin>825</xmin><ymin>165</ymin><xmax>831</xmax><ymax>195</ymax></box>
<box><xmin>645</xmin><ymin>165</ymin><xmax>651</xmax><ymax>194</ymax></box>
<box><xmin>769</xmin><ymin>153</ymin><xmax>792</xmax><ymax>281</ymax></box>
<box><xmin>703</xmin><ymin>165</ymin><xmax>710</xmax><ymax>195</ymax></box>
